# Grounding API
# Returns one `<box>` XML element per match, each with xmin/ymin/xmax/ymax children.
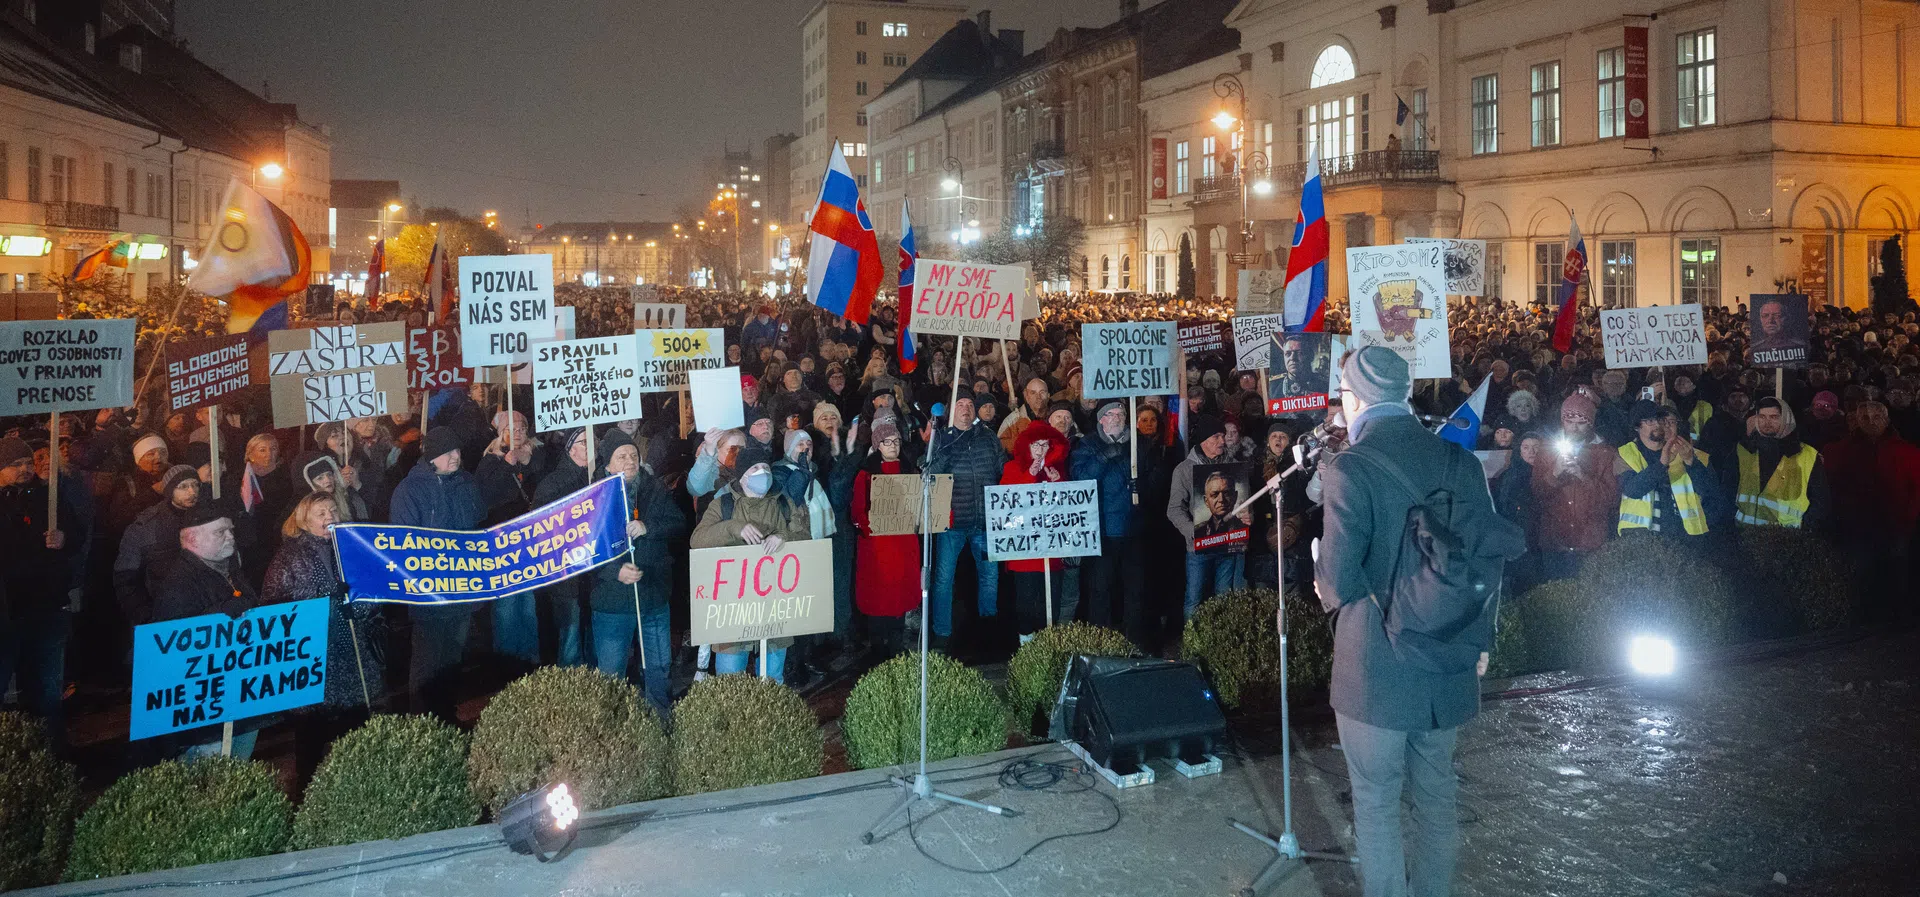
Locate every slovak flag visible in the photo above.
<box><xmin>897</xmin><ymin>200</ymin><xmax>918</xmax><ymax>374</ymax></box>
<box><xmin>1283</xmin><ymin>144</ymin><xmax>1329</xmax><ymax>332</ymax></box>
<box><xmin>1439</xmin><ymin>375</ymin><xmax>1491</xmax><ymax>450</ymax></box>
<box><xmin>805</xmin><ymin>142</ymin><xmax>882</xmax><ymax>325</ymax></box>
<box><xmin>1551</xmin><ymin>213</ymin><xmax>1587</xmax><ymax>352</ymax></box>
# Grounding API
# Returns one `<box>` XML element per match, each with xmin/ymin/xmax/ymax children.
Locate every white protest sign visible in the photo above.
<box><xmin>1405</xmin><ymin>238</ymin><xmax>1488</xmax><ymax>296</ymax></box>
<box><xmin>531</xmin><ymin>335</ymin><xmax>642</xmax><ymax>432</ymax></box>
<box><xmin>908</xmin><ymin>258</ymin><xmax>1025</xmax><ymax>340</ymax></box>
<box><xmin>1081</xmin><ymin>321</ymin><xmax>1177</xmax><ymax>399</ymax></box>
<box><xmin>459</xmin><ymin>254</ymin><xmax>555</xmax><ymax>366</ymax></box>
<box><xmin>688</xmin><ymin>538</ymin><xmax>835</xmax><ymax>645</ymax></box>
<box><xmin>634</xmin><ymin>303</ymin><xmax>686</xmax><ymax>329</ymax></box>
<box><xmin>634</xmin><ymin>328</ymin><xmax>725</xmax><ymax>392</ymax></box>
<box><xmin>1346</xmin><ymin>244</ymin><xmax>1451</xmax><ymax>379</ymax></box>
<box><xmin>688</xmin><ymin>365</ymin><xmax>745</xmax><ymax>431</ymax></box>
<box><xmin>1237</xmin><ymin>269</ymin><xmax>1284</xmax><ymax>315</ymax></box>
<box><xmin>1600</xmin><ymin>303</ymin><xmax>1707</xmax><ymax>369</ymax></box>
<box><xmin>1231</xmin><ymin>313</ymin><xmax>1285</xmax><ymax>371</ymax></box>
<box><xmin>266</xmin><ymin>323</ymin><xmax>408</xmax><ymax>427</ymax></box>
<box><xmin>510</xmin><ymin>305</ymin><xmax>575</xmax><ymax>386</ymax></box>
<box><xmin>983</xmin><ymin>480</ymin><xmax>1103</xmax><ymax>562</ymax></box>
<box><xmin>0</xmin><ymin>319</ymin><xmax>135</xmax><ymax>415</ymax></box>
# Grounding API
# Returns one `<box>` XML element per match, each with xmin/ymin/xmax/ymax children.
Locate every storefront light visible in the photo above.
<box><xmin>0</xmin><ymin>235</ymin><xmax>52</xmax><ymax>257</ymax></box>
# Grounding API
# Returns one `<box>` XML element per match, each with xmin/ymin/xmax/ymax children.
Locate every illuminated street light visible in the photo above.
<box><xmin>387</xmin><ymin>202</ymin><xmax>403</xmax><ymax>212</ymax></box>
<box><xmin>258</xmin><ymin>162</ymin><xmax>284</xmax><ymax>180</ymax></box>
<box><xmin>941</xmin><ymin>177</ymin><xmax>960</xmax><ymax>192</ymax></box>
<box><xmin>1211</xmin><ymin>109</ymin><xmax>1237</xmax><ymax>130</ymax></box>
<box><xmin>1252</xmin><ymin>179</ymin><xmax>1275</xmax><ymax>196</ymax></box>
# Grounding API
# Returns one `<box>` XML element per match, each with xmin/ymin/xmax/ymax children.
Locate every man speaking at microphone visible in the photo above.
<box><xmin>1314</xmin><ymin>346</ymin><xmax>1523</xmax><ymax>897</ymax></box>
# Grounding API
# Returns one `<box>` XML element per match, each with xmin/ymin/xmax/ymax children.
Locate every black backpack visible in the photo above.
<box><xmin>1342</xmin><ymin>443</ymin><xmax>1516</xmax><ymax>674</ymax></box>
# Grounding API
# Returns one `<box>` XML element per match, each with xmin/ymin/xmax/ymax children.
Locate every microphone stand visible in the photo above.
<box><xmin>1226</xmin><ymin>445</ymin><xmax>1356</xmax><ymax>895</ymax></box>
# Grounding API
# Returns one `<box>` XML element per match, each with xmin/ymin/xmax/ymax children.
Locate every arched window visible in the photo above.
<box><xmin>1310</xmin><ymin>45</ymin><xmax>1356</xmax><ymax>88</ymax></box>
<box><xmin>1120</xmin><ymin>254</ymin><xmax>1132</xmax><ymax>289</ymax></box>
<box><xmin>1100</xmin><ymin>255</ymin><xmax>1112</xmax><ymax>289</ymax></box>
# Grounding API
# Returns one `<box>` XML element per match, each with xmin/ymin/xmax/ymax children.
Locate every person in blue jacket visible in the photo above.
<box><xmin>390</xmin><ymin>426</ymin><xmax>487</xmax><ymax>721</ymax></box>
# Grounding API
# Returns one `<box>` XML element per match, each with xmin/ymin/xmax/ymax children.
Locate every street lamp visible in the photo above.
<box><xmin>941</xmin><ymin>156</ymin><xmax>962</xmax><ymax>193</ymax></box>
<box><xmin>1213</xmin><ymin>73</ymin><xmax>1267</xmax><ymax>277</ymax></box>
<box><xmin>257</xmin><ymin>162</ymin><xmax>284</xmax><ymax>181</ymax></box>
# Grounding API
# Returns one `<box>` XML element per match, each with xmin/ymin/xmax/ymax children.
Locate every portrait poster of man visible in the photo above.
<box><xmin>1266</xmin><ymin>331</ymin><xmax>1333</xmax><ymax>417</ymax></box>
<box><xmin>1191</xmin><ymin>462</ymin><xmax>1252</xmax><ymax>553</ymax></box>
<box><xmin>1748</xmin><ymin>293</ymin><xmax>1810</xmax><ymax>368</ymax></box>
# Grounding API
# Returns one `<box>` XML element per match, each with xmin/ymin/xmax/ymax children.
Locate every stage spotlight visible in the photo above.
<box><xmin>499</xmin><ymin>782</ymin><xmax>578</xmax><ymax>861</ymax></box>
<box><xmin>1627</xmin><ymin>635</ymin><xmax>1676</xmax><ymax>676</ymax></box>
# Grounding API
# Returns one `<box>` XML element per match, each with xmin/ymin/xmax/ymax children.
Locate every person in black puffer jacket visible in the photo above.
<box><xmin>530</xmin><ymin>428</ymin><xmax>592</xmax><ymax>667</ymax></box>
<box><xmin>587</xmin><ymin>429</ymin><xmax>687</xmax><ymax>715</ymax></box>
<box><xmin>390</xmin><ymin>427</ymin><xmax>487</xmax><ymax>721</ymax></box>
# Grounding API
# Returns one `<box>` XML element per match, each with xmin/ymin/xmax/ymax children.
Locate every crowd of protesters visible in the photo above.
<box><xmin>2</xmin><ymin>280</ymin><xmax>1916</xmax><ymax>777</ymax></box>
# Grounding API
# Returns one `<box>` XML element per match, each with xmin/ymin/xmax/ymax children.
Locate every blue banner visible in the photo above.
<box><xmin>131</xmin><ymin>598</ymin><xmax>328</xmax><ymax>741</ymax></box>
<box><xmin>334</xmin><ymin>475</ymin><xmax>631</xmax><ymax>605</ymax></box>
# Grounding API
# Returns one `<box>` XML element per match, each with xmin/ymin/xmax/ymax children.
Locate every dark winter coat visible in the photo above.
<box><xmin>0</xmin><ymin>479</ymin><xmax>76</xmax><ymax>621</ymax></box>
<box><xmin>1069</xmin><ymin>429</ymin><xmax>1135</xmax><ymax>538</ymax></box>
<box><xmin>923</xmin><ymin>421</ymin><xmax>1005</xmax><ymax>531</ymax></box>
<box><xmin>112</xmin><ymin>499</ymin><xmax>194</xmax><ymax>626</ymax></box>
<box><xmin>154</xmin><ymin>550</ymin><xmax>267</xmax><ymax>740</ymax></box>
<box><xmin>264</xmin><ymin>532</ymin><xmax>384</xmax><ymax>710</ymax></box>
<box><xmin>388</xmin><ymin>461</ymin><xmax>487</xmax><ymax>531</ymax></box>
<box><xmin>590</xmin><ymin>471</ymin><xmax>688</xmax><ymax>616</ymax></box>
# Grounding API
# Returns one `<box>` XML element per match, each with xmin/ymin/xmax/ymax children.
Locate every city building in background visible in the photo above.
<box><xmin>525</xmin><ymin>221</ymin><xmax>680</xmax><ymax>287</ymax></box>
<box><xmin>762</xmin><ymin>132</ymin><xmax>797</xmax><ymax>292</ymax></box>
<box><xmin>328</xmin><ymin>179</ymin><xmax>403</xmax><ymax>293</ymax></box>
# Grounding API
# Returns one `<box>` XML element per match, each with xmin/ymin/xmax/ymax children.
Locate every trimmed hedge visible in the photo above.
<box><xmin>670</xmin><ymin>675</ymin><xmax>822</xmax><ymax>795</ymax></box>
<box><xmin>1737</xmin><ymin>526</ymin><xmax>1855</xmax><ymax>635</ymax></box>
<box><xmin>1182</xmin><ymin>588</ymin><xmax>1333</xmax><ymax>708</ymax></box>
<box><xmin>1483</xmin><ymin>590</ymin><xmax>1533</xmax><ymax>680</ymax></box>
<box><xmin>1518</xmin><ymin>536</ymin><xmax>1734</xmax><ymax>673</ymax></box>
<box><xmin>0</xmin><ymin>712</ymin><xmax>79</xmax><ymax>890</ymax></box>
<box><xmin>841</xmin><ymin>652</ymin><xmax>1006</xmax><ymax>770</ymax></box>
<box><xmin>292</xmin><ymin>715</ymin><xmax>479</xmax><ymax>850</ymax></box>
<box><xmin>468</xmin><ymin>666</ymin><xmax>671</xmax><ymax>816</ymax></box>
<box><xmin>1006</xmin><ymin>623</ymin><xmax>1137</xmax><ymax>730</ymax></box>
<box><xmin>65</xmin><ymin>758</ymin><xmax>290</xmax><ymax>881</ymax></box>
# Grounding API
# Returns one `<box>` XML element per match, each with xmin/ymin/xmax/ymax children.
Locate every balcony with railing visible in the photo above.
<box><xmin>1265</xmin><ymin>149</ymin><xmax>1443</xmax><ymax>190</ymax></box>
<box><xmin>1030</xmin><ymin>139</ymin><xmax>1067</xmax><ymax>161</ymax></box>
<box><xmin>44</xmin><ymin>201</ymin><xmax>120</xmax><ymax>231</ymax></box>
<box><xmin>1193</xmin><ymin>174</ymin><xmax>1240</xmax><ymax>204</ymax></box>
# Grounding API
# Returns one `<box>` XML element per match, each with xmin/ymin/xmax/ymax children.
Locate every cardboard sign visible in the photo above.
<box><xmin>1177</xmin><ymin>319</ymin><xmax>1229</xmax><ymax>354</ymax></box>
<box><xmin>129</xmin><ymin>598</ymin><xmax>327</xmax><ymax>741</ymax></box>
<box><xmin>1749</xmin><ymin>294</ymin><xmax>1811</xmax><ymax>368</ymax></box>
<box><xmin>909</xmin><ymin>258</ymin><xmax>1025</xmax><ymax>340</ymax></box>
<box><xmin>1237</xmin><ymin>269</ymin><xmax>1284</xmax><ymax>316</ymax></box>
<box><xmin>688</xmin><ymin>538</ymin><xmax>835</xmax><ymax>645</ymax></box>
<box><xmin>635</xmin><ymin>327</ymin><xmax>725</xmax><ymax>392</ymax></box>
<box><xmin>267</xmin><ymin>323</ymin><xmax>408</xmax><ymax>427</ymax></box>
<box><xmin>688</xmin><ymin>365</ymin><xmax>745</xmax><ymax>430</ymax></box>
<box><xmin>867</xmin><ymin>473</ymin><xmax>952</xmax><ymax>536</ymax></box>
<box><xmin>1600</xmin><ymin>303</ymin><xmax>1707</xmax><ymax>369</ymax></box>
<box><xmin>1232</xmin><ymin>313</ymin><xmax>1285</xmax><ymax>371</ymax></box>
<box><xmin>0</xmin><ymin>318</ymin><xmax>134</xmax><ymax>415</ymax></box>
<box><xmin>532</xmin><ymin>335</ymin><xmax>643</xmax><ymax>432</ymax></box>
<box><xmin>408</xmin><ymin>325</ymin><xmax>472</xmax><ymax>391</ymax></box>
<box><xmin>1267</xmin><ymin>332</ymin><xmax>1334</xmax><ymax>416</ymax></box>
<box><xmin>1404</xmin><ymin>238</ymin><xmax>1488</xmax><ymax>296</ymax></box>
<box><xmin>634</xmin><ymin>302</ymin><xmax>687</xmax><ymax>330</ymax></box>
<box><xmin>983</xmin><ymin>480</ymin><xmax>1103</xmax><ymax>561</ymax></box>
<box><xmin>459</xmin><ymin>254</ymin><xmax>556</xmax><ymax>365</ymax></box>
<box><xmin>1081</xmin><ymin>322</ymin><xmax>1177</xmax><ymax>399</ymax></box>
<box><xmin>1346</xmin><ymin>244</ymin><xmax>1451</xmax><ymax>379</ymax></box>
<box><xmin>1189</xmin><ymin>462</ymin><xmax>1251</xmax><ymax>553</ymax></box>
<box><xmin>165</xmin><ymin>334</ymin><xmax>252</xmax><ymax>413</ymax></box>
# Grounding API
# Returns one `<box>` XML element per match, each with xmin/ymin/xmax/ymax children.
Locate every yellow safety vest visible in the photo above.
<box><xmin>1686</xmin><ymin>402</ymin><xmax>1713</xmax><ymax>442</ymax></box>
<box><xmin>1735</xmin><ymin>443</ymin><xmax>1818</xmax><ymax>528</ymax></box>
<box><xmin>1618</xmin><ymin>441</ymin><xmax>1710</xmax><ymax>535</ymax></box>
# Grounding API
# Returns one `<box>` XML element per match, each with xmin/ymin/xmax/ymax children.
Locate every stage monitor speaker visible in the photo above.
<box><xmin>1048</xmin><ymin>655</ymin><xmax>1226</xmax><ymax>775</ymax></box>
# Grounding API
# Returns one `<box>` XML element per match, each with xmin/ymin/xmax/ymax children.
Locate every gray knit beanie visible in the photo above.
<box><xmin>1340</xmin><ymin>346</ymin><xmax>1412</xmax><ymax>405</ymax></box>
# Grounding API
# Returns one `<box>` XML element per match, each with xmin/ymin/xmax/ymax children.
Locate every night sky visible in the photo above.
<box><xmin>176</xmin><ymin>0</ymin><xmax>1124</xmax><ymax>227</ymax></box>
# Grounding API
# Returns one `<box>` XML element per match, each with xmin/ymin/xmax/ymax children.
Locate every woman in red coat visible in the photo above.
<box><xmin>851</xmin><ymin>419</ymin><xmax>921</xmax><ymax>656</ymax></box>
<box><xmin>1001</xmin><ymin>420</ymin><xmax>1071</xmax><ymax>641</ymax></box>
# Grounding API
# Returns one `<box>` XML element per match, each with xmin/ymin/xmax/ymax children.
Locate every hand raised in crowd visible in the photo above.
<box><xmin>699</xmin><ymin>427</ymin><xmax>727</xmax><ymax>457</ymax></box>
<box><xmin>616</xmin><ymin>563</ymin><xmax>642</xmax><ymax>584</ymax></box>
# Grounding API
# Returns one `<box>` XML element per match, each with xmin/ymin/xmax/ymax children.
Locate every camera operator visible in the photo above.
<box><xmin>1314</xmin><ymin>346</ymin><xmax>1523</xmax><ymax>897</ymax></box>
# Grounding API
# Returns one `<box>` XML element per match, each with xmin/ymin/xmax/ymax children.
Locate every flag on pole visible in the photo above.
<box><xmin>805</xmin><ymin>142</ymin><xmax>882</xmax><ymax>325</ymax></box>
<box><xmin>367</xmin><ymin>238</ymin><xmax>386</xmax><ymax>306</ymax></box>
<box><xmin>1439</xmin><ymin>375</ymin><xmax>1491</xmax><ymax>450</ymax></box>
<box><xmin>71</xmin><ymin>240</ymin><xmax>128</xmax><ymax>280</ymax></box>
<box><xmin>897</xmin><ymin>200</ymin><xmax>918</xmax><ymax>374</ymax></box>
<box><xmin>1396</xmin><ymin>95</ymin><xmax>1411</xmax><ymax>127</ymax></box>
<box><xmin>424</xmin><ymin>233</ymin><xmax>455</xmax><ymax>323</ymax></box>
<box><xmin>1551</xmin><ymin>212</ymin><xmax>1587</xmax><ymax>353</ymax></box>
<box><xmin>191</xmin><ymin>177</ymin><xmax>310</xmax><ymax>335</ymax></box>
<box><xmin>1283</xmin><ymin>144</ymin><xmax>1329</xmax><ymax>332</ymax></box>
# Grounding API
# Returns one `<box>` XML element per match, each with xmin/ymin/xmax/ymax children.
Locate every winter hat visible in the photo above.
<box><xmin>161</xmin><ymin>464</ymin><xmax>198</xmax><ymax>495</ymax></box>
<box><xmin>181</xmin><ymin>500</ymin><xmax>230</xmax><ymax>530</ymax></box>
<box><xmin>597</xmin><ymin>427</ymin><xmax>635</xmax><ymax>469</ymax></box>
<box><xmin>302</xmin><ymin>456</ymin><xmax>340</xmax><ymax>491</ymax></box>
<box><xmin>1812</xmin><ymin>391</ymin><xmax>1840</xmax><ymax>412</ymax></box>
<box><xmin>1340</xmin><ymin>346</ymin><xmax>1412</xmax><ymax>405</ymax></box>
<box><xmin>0</xmin><ymin>436</ymin><xmax>29</xmax><ymax>467</ymax></box>
<box><xmin>421</xmin><ymin>425</ymin><xmax>461</xmax><ymax>462</ymax></box>
<box><xmin>783</xmin><ymin>428</ymin><xmax>812</xmax><ymax>458</ymax></box>
<box><xmin>1629</xmin><ymin>399</ymin><xmax>1671</xmax><ymax>428</ymax></box>
<box><xmin>871</xmin><ymin>418</ymin><xmax>902</xmax><ymax>444</ymax></box>
<box><xmin>1201</xmin><ymin>369</ymin><xmax>1222</xmax><ymax>390</ymax></box>
<box><xmin>951</xmin><ymin>386</ymin><xmax>976</xmax><ymax>406</ymax></box>
<box><xmin>132</xmin><ymin>433</ymin><xmax>167</xmax><ymax>462</ymax></box>
<box><xmin>1559</xmin><ymin>391</ymin><xmax>1598</xmax><ymax>421</ymax></box>
<box><xmin>1189</xmin><ymin>414</ymin><xmax>1226</xmax><ymax>447</ymax></box>
<box><xmin>740</xmin><ymin>372</ymin><xmax>760</xmax><ymax>391</ymax></box>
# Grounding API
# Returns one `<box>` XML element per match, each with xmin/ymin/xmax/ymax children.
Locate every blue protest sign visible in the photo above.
<box><xmin>334</xmin><ymin>475</ymin><xmax>631</xmax><ymax>605</ymax></box>
<box><xmin>130</xmin><ymin>598</ymin><xmax>328</xmax><ymax>741</ymax></box>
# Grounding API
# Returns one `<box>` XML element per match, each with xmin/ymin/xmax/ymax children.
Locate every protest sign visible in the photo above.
<box><xmin>1081</xmin><ymin>321</ymin><xmax>1176</xmax><ymax>399</ymax></box>
<box><xmin>510</xmin><ymin>306</ymin><xmax>575</xmax><ymax>386</ymax></box>
<box><xmin>1327</xmin><ymin>333</ymin><xmax>1348</xmax><ymax>398</ymax></box>
<box><xmin>1600</xmin><ymin>303</ymin><xmax>1707</xmax><ymax>369</ymax></box>
<box><xmin>983</xmin><ymin>480</ymin><xmax>1103</xmax><ymax>561</ymax></box>
<box><xmin>165</xmin><ymin>334</ymin><xmax>252</xmax><ymax>413</ymax></box>
<box><xmin>688</xmin><ymin>538</ymin><xmax>835</xmax><ymax>645</ymax></box>
<box><xmin>1177</xmin><ymin>319</ymin><xmax>1229</xmax><ymax>354</ymax></box>
<box><xmin>1748</xmin><ymin>294</ymin><xmax>1811</xmax><ymax>368</ymax></box>
<box><xmin>336</xmin><ymin>475</ymin><xmax>630</xmax><ymax>604</ymax></box>
<box><xmin>1237</xmin><ymin>269</ymin><xmax>1284</xmax><ymax>316</ymax></box>
<box><xmin>1232</xmin><ymin>313</ymin><xmax>1285</xmax><ymax>371</ymax></box>
<box><xmin>634</xmin><ymin>303</ymin><xmax>687</xmax><ymax>329</ymax></box>
<box><xmin>909</xmin><ymin>258</ymin><xmax>1025</xmax><ymax>340</ymax></box>
<box><xmin>1405</xmin><ymin>238</ymin><xmax>1488</xmax><ymax>296</ymax></box>
<box><xmin>459</xmin><ymin>254</ymin><xmax>555</xmax><ymax>365</ymax></box>
<box><xmin>1347</xmin><ymin>243</ymin><xmax>1451</xmax><ymax>379</ymax></box>
<box><xmin>634</xmin><ymin>328</ymin><xmax>725</xmax><ymax>392</ymax></box>
<box><xmin>1267</xmin><ymin>332</ymin><xmax>1334</xmax><ymax>416</ymax></box>
<box><xmin>407</xmin><ymin>325</ymin><xmax>471</xmax><ymax>391</ymax></box>
<box><xmin>266</xmin><ymin>323</ymin><xmax>408</xmax><ymax>427</ymax></box>
<box><xmin>532</xmin><ymin>335</ymin><xmax>642</xmax><ymax>432</ymax></box>
<box><xmin>130</xmin><ymin>598</ymin><xmax>327</xmax><ymax>741</ymax></box>
<box><xmin>687</xmin><ymin>365</ymin><xmax>745</xmax><ymax>430</ymax></box>
<box><xmin>631</xmin><ymin>283</ymin><xmax>659</xmax><ymax>306</ymax></box>
<box><xmin>0</xmin><ymin>318</ymin><xmax>134</xmax><ymax>415</ymax></box>
<box><xmin>867</xmin><ymin>473</ymin><xmax>952</xmax><ymax>536</ymax></box>
<box><xmin>1189</xmin><ymin>462</ymin><xmax>1252</xmax><ymax>553</ymax></box>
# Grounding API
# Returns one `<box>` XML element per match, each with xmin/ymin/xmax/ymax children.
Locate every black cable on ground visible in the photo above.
<box><xmin>904</xmin><ymin>757</ymin><xmax>1123</xmax><ymax>875</ymax></box>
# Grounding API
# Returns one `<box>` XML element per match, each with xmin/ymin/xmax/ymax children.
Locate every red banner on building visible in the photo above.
<box><xmin>1624</xmin><ymin>24</ymin><xmax>1649</xmax><ymax>139</ymax></box>
<box><xmin>1150</xmin><ymin>137</ymin><xmax>1168</xmax><ymax>200</ymax></box>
